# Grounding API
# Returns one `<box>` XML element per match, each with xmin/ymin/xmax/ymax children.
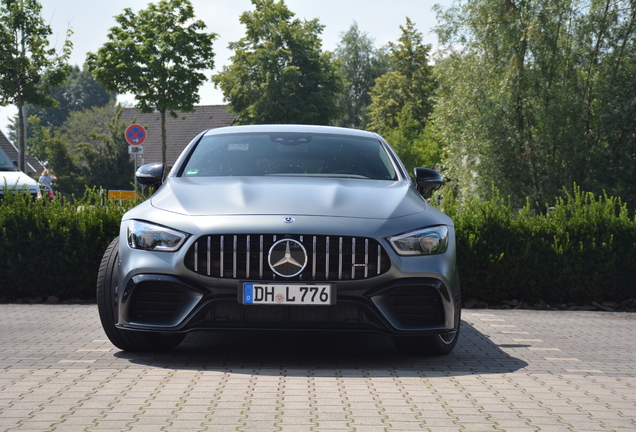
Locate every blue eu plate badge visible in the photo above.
<box><xmin>243</xmin><ymin>284</ymin><xmax>254</xmax><ymax>304</ymax></box>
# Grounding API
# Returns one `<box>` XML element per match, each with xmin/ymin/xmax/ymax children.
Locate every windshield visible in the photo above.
<box><xmin>179</xmin><ymin>132</ymin><xmax>398</xmax><ymax>180</ymax></box>
<box><xmin>0</xmin><ymin>147</ymin><xmax>17</xmax><ymax>172</ymax></box>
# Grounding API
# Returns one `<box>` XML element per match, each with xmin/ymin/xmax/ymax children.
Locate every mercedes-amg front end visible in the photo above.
<box><xmin>97</xmin><ymin>125</ymin><xmax>461</xmax><ymax>355</ymax></box>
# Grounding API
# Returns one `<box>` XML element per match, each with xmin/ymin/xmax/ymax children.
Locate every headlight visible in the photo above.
<box><xmin>127</xmin><ymin>220</ymin><xmax>188</xmax><ymax>252</ymax></box>
<box><xmin>389</xmin><ymin>226</ymin><xmax>449</xmax><ymax>255</ymax></box>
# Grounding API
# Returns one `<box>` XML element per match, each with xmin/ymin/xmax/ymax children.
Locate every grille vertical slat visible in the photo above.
<box><xmin>194</xmin><ymin>242</ymin><xmax>198</xmax><ymax>272</ymax></box>
<box><xmin>207</xmin><ymin>236</ymin><xmax>211</xmax><ymax>276</ymax></box>
<box><xmin>259</xmin><ymin>235</ymin><xmax>264</xmax><ymax>279</ymax></box>
<box><xmin>338</xmin><ymin>237</ymin><xmax>343</xmax><ymax>280</ymax></box>
<box><xmin>220</xmin><ymin>236</ymin><xmax>224</xmax><ymax>277</ymax></box>
<box><xmin>364</xmin><ymin>239</ymin><xmax>369</xmax><ymax>278</ymax></box>
<box><xmin>312</xmin><ymin>236</ymin><xmax>317</xmax><ymax>279</ymax></box>
<box><xmin>246</xmin><ymin>235</ymin><xmax>251</xmax><ymax>279</ymax></box>
<box><xmin>185</xmin><ymin>234</ymin><xmax>390</xmax><ymax>281</ymax></box>
<box><xmin>351</xmin><ymin>238</ymin><xmax>356</xmax><ymax>278</ymax></box>
<box><xmin>325</xmin><ymin>236</ymin><xmax>330</xmax><ymax>280</ymax></box>
<box><xmin>233</xmin><ymin>235</ymin><xmax>237</xmax><ymax>278</ymax></box>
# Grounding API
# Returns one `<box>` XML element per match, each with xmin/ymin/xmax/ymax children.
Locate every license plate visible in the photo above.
<box><xmin>242</xmin><ymin>283</ymin><xmax>333</xmax><ymax>305</ymax></box>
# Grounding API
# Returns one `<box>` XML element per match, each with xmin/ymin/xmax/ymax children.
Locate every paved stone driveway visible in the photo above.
<box><xmin>0</xmin><ymin>305</ymin><xmax>634</xmax><ymax>431</ymax></box>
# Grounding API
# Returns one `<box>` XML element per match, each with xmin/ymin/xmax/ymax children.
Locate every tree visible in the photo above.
<box><xmin>61</xmin><ymin>102</ymin><xmax>117</xmax><ymax>152</ymax></box>
<box><xmin>367</xmin><ymin>18</ymin><xmax>435</xmax><ymax>135</ymax></box>
<box><xmin>432</xmin><ymin>0</ymin><xmax>636</xmax><ymax>209</ymax></box>
<box><xmin>28</xmin><ymin>65</ymin><xmax>115</xmax><ymax>129</ymax></box>
<box><xmin>366</xmin><ymin>18</ymin><xmax>439</xmax><ymax>172</ymax></box>
<box><xmin>82</xmin><ymin>105</ymin><xmax>134</xmax><ymax>191</ymax></box>
<box><xmin>24</xmin><ymin>114</ymin><xmax>87</xmax><ymax>196</ymax></box>
<box><xmin>85</xmin><ymin>0</ymin><xmax>216</xmax><ymax>165</ymax></box>
<box><xmin>0</xmin><ymin>0</ymin><xmax>72</xmax><ymax>172</ymax></box>
<box><xmin>213</xmin><ymin>0</ymin><xmax>343</xmax><ymax>125</ymax></box>
<box><xmin>7</xmin><ymin>65</ymin><xmax>115</xmax><ymax>149</ymax></box>
<box><xmin>39</xmin><ymin>131</ymin><xmax>86</xmax><ymax>196</ymax></box>
<box><xmin>332</xmin><ymin>22</ymin><xmax>391</xmax><ymax>129</ymax></box>
<box><xmin>25</xmin><ymin>102</ymin><xmax>131</xmax><ymax>194</ymax></box>
<box><xmin>7</xmin><ymin>103</ymin><xmax>116</xmax><ymax>171</ymax></box>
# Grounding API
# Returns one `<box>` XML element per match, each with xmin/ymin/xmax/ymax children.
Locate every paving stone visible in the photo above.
<box><xmin>0</xmin><ymin>305</ymin><xmax>634</xmax><ymax>431</ymax></box>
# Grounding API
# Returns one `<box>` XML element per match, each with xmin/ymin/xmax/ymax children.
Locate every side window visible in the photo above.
<box><xmin>378</xmin><ymin>146</ymin><xmax>397</xmax><ymax>180</ymax></box>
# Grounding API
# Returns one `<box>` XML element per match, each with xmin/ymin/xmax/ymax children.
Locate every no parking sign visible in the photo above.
<box><xmin>125</xmin><ymin>124</ymin><xmax>147</xmax><ymax>188</ymax></box>
<box><xmin>125</xmin><ymin>124</ymin><xmax>147</xmax><ymax>145</ymax></box>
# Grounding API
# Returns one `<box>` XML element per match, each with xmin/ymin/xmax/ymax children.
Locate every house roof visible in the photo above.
<box><xmin>0</xmin><ymin>130</ymin><xmax>45</xmax><ymax>178</ymax></box>
<box><xmin>119</xmin><ymin>105</ymin><xmax>237</xmax><ymax>167</ymax></box>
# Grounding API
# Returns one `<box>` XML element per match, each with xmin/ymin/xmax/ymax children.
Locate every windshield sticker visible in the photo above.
<box><xmin>228</xmin><ymin>143</ymin><xmax>249</xmax><ymax>151</ymax></box>
<box><xmin>186</xmin><ymin>169</ymin><xmax>199</xmax><ymax>176</ymax></box>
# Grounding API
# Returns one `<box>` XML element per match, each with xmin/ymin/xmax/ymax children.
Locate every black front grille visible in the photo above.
<box><xmin>129</xmin><ymin>282</ymin><xmax>186</xmax><ymax>319</ymax></box>
<box><xmin>388</xmin><ymin>285</ymin><xmax>444</xmax><ymax>325</ymax></box>
<box><xmin>184</xmin><ymin>234</ymin><xmax>391</xmax><ymax>281</ymax></box>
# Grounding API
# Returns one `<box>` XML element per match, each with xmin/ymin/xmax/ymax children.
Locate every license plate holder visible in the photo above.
<box><xmin>242</xmin><ymin>283</ymin><xmax>334</xmax><ymax>306</ymax></box>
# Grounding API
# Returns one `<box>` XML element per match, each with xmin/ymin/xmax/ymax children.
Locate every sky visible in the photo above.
<box><xmin>0</xmin><ymin>0</ymin><xmax>453</xmax><ymax>139</ymax></box>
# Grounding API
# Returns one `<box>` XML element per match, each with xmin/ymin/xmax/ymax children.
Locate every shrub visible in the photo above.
<box><xmin>439</xmin><ymin>185</ymin><xmax>636</xmax><ymax>305</ymax></box>
<box><xmin>2</xmin><ymin>183</ymin><xmax>634</xmax><ymax>305</ymax></box>
<box><xmin>0</xmin><ymin>188</ymin><xmax>138</xmax><ymax>301</ymax></box>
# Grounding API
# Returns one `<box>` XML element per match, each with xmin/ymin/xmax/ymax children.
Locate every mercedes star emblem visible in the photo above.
<box><xmin>268</xmin><ymin>239</ymin><xmax>307</xmax><ymax>277</ymax></box>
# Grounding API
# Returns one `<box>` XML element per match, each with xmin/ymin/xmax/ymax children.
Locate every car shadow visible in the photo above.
<box><xmin>114</xmin><ymin>319</ymin><xmax>528</xmax><ymax>376</ymax></box>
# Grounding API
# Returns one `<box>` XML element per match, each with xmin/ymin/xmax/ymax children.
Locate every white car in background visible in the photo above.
<box><xmin>0</xmin><ymin>147</ymin><xmax>41</xmax><ymax>199</ymax></box>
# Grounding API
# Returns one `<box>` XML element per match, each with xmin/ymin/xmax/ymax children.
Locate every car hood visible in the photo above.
<box><xmin>150</xmin><ymin>176</ymin><xmax>427</xmax><ymax>219</ymax></box>
<box><xmin>1</xmin><ymin>170</ymin><xmax>39</xmax><ymax>192</ymax></box>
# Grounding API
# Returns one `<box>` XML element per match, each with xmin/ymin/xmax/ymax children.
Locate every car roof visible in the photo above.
<box><xmin>203</xmin><ymin>124</ymin><xmax>380</xmax><ymax>139</ymax></box>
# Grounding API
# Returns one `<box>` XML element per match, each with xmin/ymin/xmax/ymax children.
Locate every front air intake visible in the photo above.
<box><xmin>129</xmin><ymin>281</ymin><xmax>186</xmax><ymax>320</ymax></box>
<box><xmin>388</xmin><ymin>285</ymin><xmax>445</xmax><ymax>325</ymax></box>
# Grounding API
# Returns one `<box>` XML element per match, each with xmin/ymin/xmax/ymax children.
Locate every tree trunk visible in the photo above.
<box><xmin>17</xmin><ymin>97</ymin><xmax>26</xmax><ymax>173</ymax></box>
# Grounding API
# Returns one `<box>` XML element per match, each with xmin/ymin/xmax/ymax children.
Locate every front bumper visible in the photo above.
<box><xmin>117</xmin><ymin>273</ymin><xmax>457</xmax><ymax>336</ymax></box>
<box><xmin>116</xmin><ymin>215</ymin><xmax>459</xmax><ymax>337</ymax></box>
<box><xmin>117</xmin><ymin>263</ymin><xmax>459</xmax><ymax>338</ymax></box>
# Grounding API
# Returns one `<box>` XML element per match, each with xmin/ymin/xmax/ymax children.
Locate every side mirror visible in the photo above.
<box><xmin>136</xmin><ymin>163</ymin><xmax>165</xmax><ymax>188</ymax></box>
<box><xmin>414</xmin><ymin>167</ymin><xmax>444</xmax><ymax>192</ymax></box>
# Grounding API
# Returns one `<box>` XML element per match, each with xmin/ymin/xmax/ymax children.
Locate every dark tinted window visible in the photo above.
<box><xmin>0</xmin><ymin>148</ymin><xmax>16</xmax><ymax>171</ymax></box>
<box><xmin>179</xmin><ymin>133</ymin><xmax>397</xmax><ymax>180</ymax></box>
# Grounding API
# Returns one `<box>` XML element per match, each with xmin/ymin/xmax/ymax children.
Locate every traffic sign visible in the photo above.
<box><xmin>128</xmin><ymin>145</ymin><xmax>144</xmax><ymax>154</ymax></box>
<box><xmin>125</xmin><ymin>124</ymin><xmax>147</xmax><ymax>145</ymax></box>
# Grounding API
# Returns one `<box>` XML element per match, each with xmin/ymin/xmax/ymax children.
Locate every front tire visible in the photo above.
<box><xmin>96</xmin><ymin>237</ymin><xmax>185</xmax><ymax>352</ymax></box>
<box><xmin>392</xmin><ymin>315</ymin><xmax>460</xmax><ymax>356</ymax></box>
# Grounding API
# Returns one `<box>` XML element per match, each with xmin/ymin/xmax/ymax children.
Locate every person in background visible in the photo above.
<box><xmin>39</xmin><ymin>169</ymin><xmax>58</xmax><ymax>198</ymax></box>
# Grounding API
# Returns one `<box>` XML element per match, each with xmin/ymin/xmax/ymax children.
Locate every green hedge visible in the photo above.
<box><xmin>440</xmin><ymin>185</ymin><xmax>636</xmax><ymax>305</ymax></box>
<box><xmin>0</xmin><ymin>189</ymin><xmax>133</xmax><ymax>301</ymax></box>
<box><xmin>1</xmin><ymin>185</ymin><xmax>634</xmax><ymax>305</ymax></box>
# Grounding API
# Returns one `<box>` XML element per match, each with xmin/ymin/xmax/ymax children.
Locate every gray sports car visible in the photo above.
<box><xmin>97</xmin><ymin>125</ymin><xmax>461</xmax><ymax>355</ymax></box>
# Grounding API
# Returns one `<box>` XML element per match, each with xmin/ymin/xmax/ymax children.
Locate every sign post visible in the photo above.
<box><xmin>125</xmin><ymin>124</ymin><xmax>147</xmax><ymax>191</ymax></box>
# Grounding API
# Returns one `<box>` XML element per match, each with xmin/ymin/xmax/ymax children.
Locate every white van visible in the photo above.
<box><xmin>0</xmin><ymin>146</ymin><xmax>41</xmax><ymax>198</ymax></box>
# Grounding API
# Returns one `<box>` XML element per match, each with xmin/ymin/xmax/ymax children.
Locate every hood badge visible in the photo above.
<box><xmin>268</xmin><ymin>239</ymin><xmax>307</xmax><ymax>277</ymax></box>
<box><xmin>283</xmin><ymin>217</ymin><xmax>295</xmax><ymax>224</ymax></box>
